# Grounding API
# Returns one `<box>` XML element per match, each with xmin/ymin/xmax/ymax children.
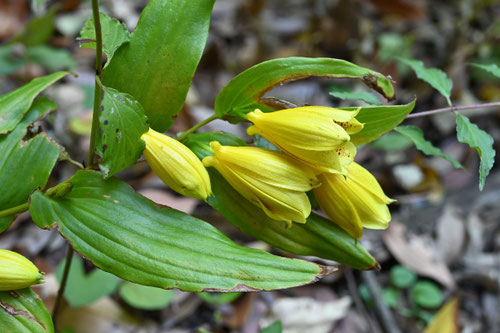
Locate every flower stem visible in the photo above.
<box><xmin>406</xmin><ymin>101</ymin><xmax>500</xmax><ymax>119</ymax></box>
<box><xmin>176</xmin><ymin>114</ymin><xmax>219</xmax><ymax>141</ymax></box>
<box><xmin>52</xmin><ymin>245</ymin><xmax>74</xmax><ymax>331</ymax></box>
<box><xmin>87</xmin><ymin>0</ymin><xmax>104</xmax><ymax>165</ymax></box>
<box><xmin>0</xmin><ymin>202</ymin><xmax>29</xmax><ymax>218</ymax></box>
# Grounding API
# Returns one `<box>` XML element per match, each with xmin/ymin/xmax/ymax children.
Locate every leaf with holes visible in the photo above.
<box><xmin>214</xmin><ymin>57</ymin><xmax>395</xmax><ymax>123</ymax></box>
<box><xmin>0</xmin><ymin>71</ymin><xmax>68</xmax><ymax>134</ymax></box>
<box><xmin>399</xmin><ymin>58</ymin><xmax>452</xmax><ymax>105</ymax></box>
<box><xmin>96</xmin><ymin>86</ymin><xmax>149</xmax><ymax>178</ymax></box>
<box><xmin>456</xmin><ymin>114</ymin><xmax>495</xmax><ymax>190</ymax></box>
<box><xmin>29</xmin><ymin>170</ymin><xmax>330</xmax><ymax>292</ymax></box>
<box><xmin>103</xmin><ymin>0</ymin><xmax>216</xmax><ymax>132</ymax></box>
<box><xmin>395</xmin><ymin>125</ymin><xmax>463</xmax><ymax>169</ymax></box>
<box><xmin>0</xmin><ymin>97</ymin><xmax>60</xmax><ymax>233</ymax></box>
<box><xmin>0</xmin><ymin>288</ymin><xmax>54</xmax><ymax>333</ymax></box>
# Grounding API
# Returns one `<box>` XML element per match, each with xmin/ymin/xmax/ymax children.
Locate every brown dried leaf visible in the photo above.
<box><xmin>436</xmin><ymin>205</ymin><xmax>465</xmax><ymax>265</ymax></box>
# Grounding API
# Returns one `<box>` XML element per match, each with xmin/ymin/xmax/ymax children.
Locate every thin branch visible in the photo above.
<box><xmin>52</xmin><ymin>246</ymin><xmax>74</xmax><ymax>331</ymax></box>
<box><xmin>176</xmin><ymin>114</ymin><xmax>219</xmax><ymax>141</ymax></box>
<box><xmin>0</xmin><ymin>202</ymin><xmax>29</xmax><ymax>218</ymax></box>
<box><xmin>406</xmin><ymin>101</ymin><xmax>500</xmax><ymax>119</ymax></box>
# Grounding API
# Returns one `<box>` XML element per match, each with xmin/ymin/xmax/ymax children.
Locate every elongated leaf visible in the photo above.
<box><xmin>96</xmin><ymin>87</ymin><xmax>149</xmax><ymax>178</ymax></box>
<box><xmin>103</xmin><ymin>0</ymin><xmax>216</xmax><ymax>132</ymax></box>
<box><xmin>342</xmin><ymin>100</ymin><xmax>415</xmax><ymax>146</ymax></box>
<box><xmin>469</xmin><ymin>63</ymin><xmax>500</xmax><ymax>78</ymax></box>
<box><xmin>399</xmin><ymin>58</ymin><xmax>452</xmax><ymax>105</ymax></box>
<box><xmin>456</xmin><ymin>114</ymin><xmax>495</xmax><ymax>190</ymax></box>
<box><xmin>215</xmin><ymin>57</ymin><xmax>395</xmax><ymax>123</ymax></box>
<box><xmin>0</xmin><ymin>287</ymin><xmax>54</xmax><ymax>333</ymax></box>
<box><xmin>25</xmin><ymin>46</ymin><xmax>76</xmax><ymax>72</ymax></box>
<box><xmin>11</xmin><ymin>6</ymin><xmax>56</xmax><ymax>46</ymax></box>
<box><xmin>0</xmin><ymin>71</ymin><xmax>68</xmax><ymax>134</ymax></box>
<box><xmin>395</xmin><ymin>125</ymin><xmax>463</xmax><ymax>169</ymax></box>
<box><xmin>183</xmin><ymin>132</ymin><xmax>378</xmax><ymax>270</ymax></box>
<box><xmin>0</xmin><ymin>97</ymin><xmax>59</xmax><ymax>233</ymax></box>
<box><xmin>30</xmin><ymin>170</ymin><xmax>329</xmax><ymax>292</ymax></box>
<box><xmin>329</xmin><ymin>85</ymin><xmax>382</xmax><ymax>105</ymax></box>
<box><xmin>77</xmin><ymin>12</ymin><xmax>131</xmax><ymax>64</ymax></box>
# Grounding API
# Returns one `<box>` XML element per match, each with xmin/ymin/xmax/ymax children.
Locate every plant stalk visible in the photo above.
<box><xmin>406</xmin><ymin>101</ymin><xmax>500</xmax><ymax>119</ymax></box>
<box><xmin>52</xmin><ymin>245</ymin><xmax>74</xmax><ymax>331</ymax></box>
<box><xmin>176</xmin><ymin>114</ymin><xmax>219</xmax><ymax>141</ymax></box>
<box><xmin>0</xmin><ymin>202</ymin><xmax>29</xmax><ymax>218</ymax></box>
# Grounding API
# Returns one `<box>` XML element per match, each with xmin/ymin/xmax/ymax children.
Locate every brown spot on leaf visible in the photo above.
<box><xmin>0</xmin><ymin>300</ymin><xmax>46</xmax><ymax>331</ymax></box>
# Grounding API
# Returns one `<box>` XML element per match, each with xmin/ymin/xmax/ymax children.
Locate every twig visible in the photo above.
<box><xmin>406</xmin><ymin>101</ymin><xmax>500</xmax><ymax>119</ymax></box>
<box><xmin>0</xmin><ymin>202</ymin><xmax>29</xmax><ymax>218</ymax></box>
<box><xmin>52</xmin><ymin>245</ymin><xmax>74</xmax><ymax>331</ymax></box>
<box><xmin>176</xmin><ymin>114</ymin><xmax>219</xmax><ymax>142</ymax></box>
<box><xmin>361</xmin><ymin>271</ymin><xmax>401</xmax><ymax>333</ymax></box>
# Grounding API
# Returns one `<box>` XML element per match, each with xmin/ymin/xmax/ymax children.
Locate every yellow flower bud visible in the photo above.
<box><xmin>141</xmin><ymin>128</ymin><xmax>211</xmax><ymax>200</ymax></box>
<box><xmin>247</xmin><ymin>107</ymin><xmax>363</xmax><ymax>174</ymax></box>
<box><xmin>0</xmin><ymin>249</ymin><xmax>43</xmax><ymax>291</ymax></box>
<box><xmin>202</xmin><ymin>141</ymin><xmax>320</xmax><ymax>226</ymax></box>
<box><xmin>314</xmin><ymin>162</ymin><xmax>395</xmax><ymax>240</ymax></box>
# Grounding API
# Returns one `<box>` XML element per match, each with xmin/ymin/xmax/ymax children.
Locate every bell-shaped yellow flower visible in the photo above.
<box><xmin>247</xmin><ymin>107</ymin><xmax>363</xmax><ymax>174</ymax></box>
<box><xmin>0</xmin><ymin>249</ymin><xmax>43</xmax><ymax>290</ymax></box>
<box><xmin>141</xmin><ymin>128</ymin><xmax>211</xmax><ymax>200</ymax></box>
<box><xmin>314</xmin><ymin>162</ymin><xmax>395</xmax><ymax>240</ymax></box>
<box><xmin>202</xmin><ymin>141</ymin><xmax>320</xmax><ymax>225</ymax></box>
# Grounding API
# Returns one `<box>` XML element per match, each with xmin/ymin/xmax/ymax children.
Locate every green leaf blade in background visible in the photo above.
<box><xmin>0</xmin><ymin>97</ymin><xmax>60</xmax><ymax>233</ymax></box>
<box><xmin>56</xmin><ymin>255</ymin><xmax>120</xmax><ymax>307</ymax></box>
<box><xmin>0</xmin><ymin>71</ymin><xmax>68</xmax><ymax>134</ymax></box>
<box><xmin>399</xmin><ymin>58</ymin><xmax>453</xmax><ymax>105</ymax></box>
<box><xmin>77</xmin><ymin>12</ymin><xmax>131</xmax><ymax>65</ymax></box>
<box><xmin>329</xmin><ymin>85</ymin><xmax>382</xmax><ymax>105</ymax></box>
<box><xmin>395</xmin><ymin>125</ymin><xmax>463</xmax><ymax>169</ymax></box>
<box><xmin>11</xmin><ymin>5</ymin><xmax>57</xmax><ymax>46</ymax></box>
<box><xmin>103</xmin><ymin>0</ymin><xmax>216</xmax><ymax>132</ymax></box>
<box><xmin>0</xmin><ymin>287</ymin><xmax>54</xmax><ymax>333</ymax></box>
<box><xmin>343</xmin><ymin>100</ymin><xmax>416</xmax><ymax>146</ymax></box>
<box><xmin>120</xmin><ymin>282</ymin><xmax>175</xmax><ymax>310</ymax></box>
<box><xmin>214</xmin><ymin>57</ymin><xmax>395</xmax><ymax>123</ymax></box>
<box><xmin>29</xmin><ymin>170</ymin><xmax>328</xmax><ymax>292</ymax></box>
<box><xmin>96</xmin><ymin>87</ymin><xmax>149</xmax><ymax>178</ymax></box>
<box><xmin>183</xmin><ymin>132</ymin><xmax>378</xmax><ymax>270</ymax></box>
<box><xmin>456</xmin><ymin>114</ymin><xmax>495</xmax><ymax>190</ymax></box>
<box><xmin>25</xmin><ymin>46</ymin><xmax>76</xmax><ymax>72</ymax></box>
<box><xmin>469</xmin><ymin>63</ymin><xmax>500</xmax><ymax>78</ymax></box>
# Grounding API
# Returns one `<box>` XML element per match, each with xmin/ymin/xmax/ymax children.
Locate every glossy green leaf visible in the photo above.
<box><xmin>261</xmin><ymin>321</ymin><xmax>283</xmax><ymax>333</ymax></box>
<box><xmin>399</xmin><ymin>58</ymin><xmax>452</xmax><ymax>105</ymax></box>
<box><xmin>77</xmin><ymin>12</ymin><xmax>131</xmax><ymax>65</ymax></box>
<box><xmin>342</xmin><ymin>100</ymin><xmax>416</xmax><ymax>146</ymax></box>
<box><xmin>25</xmin><ymin>46</ymin><xmax>76</xmax><ymax>72</ymax></box>
<box><xmin>0</xmin><ymin>287</ymin><xmax>54</xmax><ymax>333</ymax></box>
<box><xmin>0</xmin><ymin>97</ymin><xmax>59</xmax><ymax>233</ymax></box>
<box><xmin>56</xmin><ymin>255</ymin><xmax>120</xmax><ymax>307</ymax></box>
<box><xmin>0</xmin><ymin>71</ymin><xmax>68</xmax><ymax>134</ymax></box>
<box><xmin>183</xmin><ymin>132</ymin><xmax>378</xmax><ymax>270</ymax></box>
<box><xmin>214</xmin><ymin>57</ymin><xmax>395</xmax><ymax>123</ymax></box>
<box><xmin>412</xmin><ymin>281</ymin><xmax>443</xmax><ymax>309</ymax></box>
<box><xmin>96</xmin><ymin>86</ymin><xmax>149</xmax><ymax>178</ymax></box>
<box><xmin>395</xmin><ymin>125</ymin><xmax>463</xmax><ymax>169</ymax></box>
<box><xmin>469</xmin><ymin>63</ymin><xmax>500</xmax><ymax>78</ymax></box>
<box><xmin>29</xmin><ymin>170</ymin><xmax>327</xmax><ymax>292</ymax></box>
<box><xmin>198</xmin><ymin>292</ymin><xmax>241</xmax><ymax>305</ymax></box>
<box><xmin>119</xmin><ymin>282</ymin><xmax>174</xmax><ymax>310</ymax></box>
<box><xmin>390</xmin><ymin>265</ymin><xmax>417</xmax><ymax>289</ymax></box>
<box><xmin>456</xmin><ymin>114</ymin><xmax>495</xmax><ymax>190</ymax></box>
<box><xmin>103</xmin><ymin>0</ymin><xmax>216</xmax><ymax>132</ymax></box>
<box><xmin>329</xmin><ymin>85</ymin><xmax>382</xmax><ymax>105</ymax></box>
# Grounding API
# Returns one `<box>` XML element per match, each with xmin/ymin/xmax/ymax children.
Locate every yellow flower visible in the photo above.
<box><xmin>141</xmin><ymin>128</ymin><xmax>211</xmax><ymax>200</ymax></box>
<box><xmin>0</xmin><ymin>249</ymin><xmax>43</xmax><ymax>290</ymax></box>
<box><xmin>314</xmin><ymin>162</ymin><xmax>395</xmax><ymax>240</ymax></box>
<box><xmin>247</xmin><ymin>107</ymin><xmax>363</xmax><ymax>174</ymax></box>
<box><xmin>202</xmin><ymin>141</ymin><xmax>320</xmax><ymax>225</ymax></box>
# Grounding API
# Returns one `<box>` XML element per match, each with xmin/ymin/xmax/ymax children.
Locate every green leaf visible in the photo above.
<box><xmin>56</xmin><ymin>255</ymin><xmax>120</xmax><ymax>307</ymax></box>
<box><xmin>0</xmin><ymin>71</ymin><xmax>68</xmax><ymax>134</ymax></box>
<box><xmin>0</xmin><ymin>97</ymin><xmax>59</xmax><ymax>233</ymax></box>
<box><xmin>412</xmin><ymin>281</ymin><xmax>443</xmax><ymax>309</ymax></box>
<box><xmin>29</xmin><ymin>170</ymin><xmax>327</xmax><ymax>292</ymax></box>
<box><xmin>390</xmin><ymin>265</ymin><xmax>417</xmax><ymax>288</ymax></box>
<box><xmin>119</xmin><ymin>282</ymin><xmax>174</xmax><ymax>310</ymax></box>
<box><xmin>77</xmin><ymin>12</ymin><xmax>131</xmax><ymax>65</ymax></box>
<box><xmin>96</xmin><ymin>87</ymin><xmax>149</xmax><ymax>178</ymax></box>
<box><xmin>214</xmin><ymin>57</ymin><xmax>395</xmax><ymax>123</ymax></box>
<box><xmin>343</xmin><ymin>100</ymin><xmax>416</xmax><ymax>146</ymax></box>
<box><xmin>183</xmin><ymin>132</ymin><xmax>378</xmax><ymax>270</ymax></box>
<box><xmin>371</xmin><ymin>132</ymin><xmax>413</xmax><ymax>151</ymax></box>
<box><xmin>395</xmin><ymin>125</ymin><xmax>463</xmax><ymax>169</ymax></box>
<box><xmin>182</xmin><ymin>131</ymin><xmax>248</xmax><ymax>159</ymax></box>
<box><xmin>0</xmin><ymin>288</ymin><xmax>54</xmax><ymax>333</ymax></box>
<box><xmin>456</xmin><ymin>114</ymin><xmax>495</xmax><ymax>190</ymax></box>
<box><xmin>11</xmin><ymin>6</ymin><xmax>57</xmax><ymax>46</ymax></box>
<box><xmin>261</xmin><ymin>321</ymin><xmax>283</xmax><ymax>333</ymax></box>
<box><xmin>329</xmin><ymin>85</ymin><xmax>382</xmax><ymax>105</ymax></box>
<box><xmin>382</xmin><ymin>287</ymin><xmax>400</xmax><ymax>308</ymax></box>
<box><xmin>25</xmin><ymin>45</ymin><xmax>76</xmax><ymax>72</ymax></box>
<box><xmin>103</xmin><ymin>0</ymin><xmax>216</xmax><ymax>132</ymax></box>
<box><xmin>399</xmin><ymin>58</ymin><xmax>452</xmax><ymax>105</ymax></box>
<box><xmin>0</xmin><ymin>45</ymin><xmax>25</xmax><ymax>75</ymax></box>
<box><xmin>469</xmin><ymin>63</ymin><xmax>500</xmax><ymax>78</ymax></box>
<box><xmin>198</xmin><ymin>292</ymin><xmax>241</xmax><ymax>305</ymax></box>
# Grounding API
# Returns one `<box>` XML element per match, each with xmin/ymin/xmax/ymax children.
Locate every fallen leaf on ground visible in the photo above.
<box><xmin>436</xmin><ymin>205</ymin><xmax>465</xmax><ymax>265</ymax></box>
<box><xmin>424</xmin><ymin>297</ymin><xmax>459</xmax><ymax>333</ymax></box>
